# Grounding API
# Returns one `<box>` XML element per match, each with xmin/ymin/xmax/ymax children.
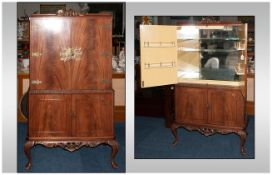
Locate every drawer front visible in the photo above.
<box><xmin>72</xmin><ymin>92</ymin><xmax>114</xmax><ymax>137</ymax></box>
<box><xmin>29</xmin><ymin>94</ymin><xmax>71</xmax><ymax>138</ymax></box>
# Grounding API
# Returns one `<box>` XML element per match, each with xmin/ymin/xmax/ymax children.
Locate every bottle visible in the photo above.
<box><xmin>240</xmin><ymin>53</ymin><xmax>244</xmax><ymax>61</ymax></box>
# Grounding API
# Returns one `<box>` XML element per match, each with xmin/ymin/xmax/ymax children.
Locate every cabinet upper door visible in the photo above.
<box><xmin>70</xmin><ymin>16</ymin><xmax>112</xmax><ymax>90</ymax></box>
<box><xmin>30</xmin><ymin>18</ymin><xmax>71</xmax><ymax>90</ymax></box>
<box><xmin>140</xmin><ymin>25</ymin><xmax>178</xmax><ymax>88</ymax></box>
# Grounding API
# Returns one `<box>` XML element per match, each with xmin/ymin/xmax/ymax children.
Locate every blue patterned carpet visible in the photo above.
<box><xmin>17</xmin><ymin>122</ymin><xmax>125</xmax><ymax>173</ymax></box>
<box><xmin>135</xmin><ymin>116</ymin><xmax>254</xmax><ymax>159</ymax></box>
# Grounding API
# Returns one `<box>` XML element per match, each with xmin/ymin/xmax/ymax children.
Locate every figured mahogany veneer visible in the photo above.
<box><xmin>25</xmin><ymin>14</ymin><xmax>118</xmax><ymax>170</ymax></box>
<box><xmin>171</xmin><ymin>84</ymin><xmax>247</xmax><ymax>155</ymax></box>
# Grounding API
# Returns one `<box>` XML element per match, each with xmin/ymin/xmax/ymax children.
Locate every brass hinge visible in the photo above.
<box><xmin>31</xmin><ymin>80</ymin><xmax>42</xmax><ymax>85</ymax></box>
<box><xmin>32</xmin><ymin>52</ymin><xmax>42</xmax><ymax>58</ymax></box>
<box><xmin>141</xmin><ymin>81</ymin><xmax>144</xmax><ymax>87</ymax></box>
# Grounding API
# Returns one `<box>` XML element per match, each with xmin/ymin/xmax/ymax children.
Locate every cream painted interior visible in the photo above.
<box><xmin>140</xmin><ymin>25</ymin><xmax>178</xmax><ymax>88</ymax></box>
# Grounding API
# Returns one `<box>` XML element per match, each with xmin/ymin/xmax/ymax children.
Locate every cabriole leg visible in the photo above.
<box><xmin>170</xmin><ymin>122</ymin><xmax>180</xmax><ymax>146</ymax></box>
<box><xmin>24</xmin><ymin>141</ymin><xmax>35</xmax><ymax>170</ymax></box>
<box><xmin>108</xmin><ymin>140</ymin><xmax>119</xmax><ymax>168</ymax></box>
<box><xmin>237</xmin><ymin>130</ymin><xmax>247</xmax><ymax>156</ymax></box>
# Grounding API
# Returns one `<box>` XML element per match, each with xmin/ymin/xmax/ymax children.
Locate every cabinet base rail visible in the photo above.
<box><xmin>24</xmin><ymin>139</ymin><xmax>119</xmax><ymax>170</ymax></box>
<box><xmin>170</xmin><ymin>122</ymin><xmax>247</xmax><ymax>156</ymax></box>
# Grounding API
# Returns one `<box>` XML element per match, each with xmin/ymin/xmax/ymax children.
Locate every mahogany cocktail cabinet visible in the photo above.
<box><xmin>24</xmin><ymin>13</ymin><xmax>118</xmax><ymax>169</ymax></box>
<box><xmin>140</xmin><ymin>22</ymin><xmax>248</xmax><ymax>155</ymax></box>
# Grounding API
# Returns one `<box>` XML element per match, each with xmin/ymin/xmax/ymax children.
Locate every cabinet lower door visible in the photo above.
<box><xmin>29</xmin><ymin>94</ymin><xmax>71</xmax><ymax>138</ymax></box>
<box><xmin>72</xmin><ymin>93</ymin><xmax>114</xmax><ymax>138</ymax></box>
<box><xmin>175</xmin><ymin>86</ymin><xmax>207</xmax><ymax>124</ymax></box>
<box><xmin>208</xmin><ymin>89</ymin><xmax>245</xmax><ymax>127</ymax></box>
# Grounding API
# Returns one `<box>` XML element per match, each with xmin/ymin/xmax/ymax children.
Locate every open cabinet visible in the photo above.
<box><xmin>140</xmin><ymin>22</ymin><xmax>248</xmax><ymax>155</ymax></box>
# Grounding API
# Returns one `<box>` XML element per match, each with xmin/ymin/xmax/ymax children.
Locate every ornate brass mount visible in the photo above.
<box><xmin>60</xmin><ymin>47</ymin><xmax>82</xmax><ymax>62</ymax></box>
<box><xmin>31</xmin><ymin>80</ymin><xmax>42</xmax><ymax>85</ymax></box>
<box><xmin>56</xmin><ymin>9</ymin><xmax>84</xmax><ymax>16</ymax></box>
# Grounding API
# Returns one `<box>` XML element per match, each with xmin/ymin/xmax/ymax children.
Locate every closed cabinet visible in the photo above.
<box><xmin>25</xmin><ymin>14</ymin><xmax>118</xmax><ymax>170</ymax></box>
<box><xmin>175</xmin><ymin>85</ymin><xmax>245</xmax><ymax>128</ymax></box>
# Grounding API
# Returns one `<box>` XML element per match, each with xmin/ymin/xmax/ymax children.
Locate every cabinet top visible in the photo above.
<box><xmin>30</xmin><ymin>13</ymin><xmax>112</xmax><ymax>19</ymax></box>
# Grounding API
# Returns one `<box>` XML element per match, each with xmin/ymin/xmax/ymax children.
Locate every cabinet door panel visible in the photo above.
<box><xmin>70</xmin><ymin>17</ymin><xmax>112</xmax><ymax>90</ymax></box>
<box><xmin>29</xmin><ymin>94</ymin><xmax>71</xmax><ymax>137</ymax></box>
<box><xmin>140</xmin><ymin>25</ymin><xmax>178</xmax><ymax>88</ymax></box>
<box><xmin>72</xmin><ymin>93</ymin><xmax>114</xmax><ymax>137</ymax></box>
<box><xmin>175</xmin><ymin>86</ymin><xmax>207</xmax><ymax>124</ymax></box>
<box><xmin>30</xmin><ymin>18</ymin><xmax>71</xmax><ymax>90</ymax></box>
<box><xmin>208</xmin><ymin>89</ymin><xmax>245</xmax><ymax>127</ymax></box>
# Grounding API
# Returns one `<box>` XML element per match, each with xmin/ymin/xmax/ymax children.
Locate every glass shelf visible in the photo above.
<box><xmin>177</xmin><ymin>38</ymin><xmax>243</xmax><ymax>41</ymax></box>
<box><xmin>178</xmin><ymin>48</ymin><xmax>245</xmax><ymax>52</ymax></box>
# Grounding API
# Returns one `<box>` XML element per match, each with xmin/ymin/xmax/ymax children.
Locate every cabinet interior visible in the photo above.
<box><xmin>140</xmin><ymin>24</ymin><xmax>247</xmax><ymax>88</ymax></box>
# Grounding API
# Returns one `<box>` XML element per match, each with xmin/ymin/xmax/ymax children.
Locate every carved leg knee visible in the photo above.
<box><xmin>170</xmin><ymin>122</ymin><xmax>180</xmax><ymax>146</ymax></box>
<box><xmin>108</xmin><ymin>140</ymin><xmax>119</xmax><ymax>169</ymax></box>
<box><xmin>24</xmin><ymin>141</ymin><xmax>35</xmax><ymax>170</ymax></box>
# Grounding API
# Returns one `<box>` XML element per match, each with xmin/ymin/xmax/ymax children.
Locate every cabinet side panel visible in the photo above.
<box><xmin>29</xmin><ymin>94</ymin><xmax>71</xmax><ymax>138</ymax></box>
<box><xmin>70</xmin><ymin>16</ymin><xmax>112</xmax><ymax>90</ymax></box>
<box><xmin>30</xmin><ymin>18</ymin><xmax>71</xmax><ymax>90</ymax></box>
<box><xmin>175</xmin><ymin>86</ymin><xmax>207</xmax><ymax>124</ymax></box>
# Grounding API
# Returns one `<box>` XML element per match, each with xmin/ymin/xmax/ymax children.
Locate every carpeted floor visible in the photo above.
<box><xmin>17</xmin><ymin>122</ymin><xmax>125</xmax><ymax>173</ymax></box>
<box><xmin>135</xmin><ymin>116</ymin><xmax>254</xmax><ymax>159</ymax></box>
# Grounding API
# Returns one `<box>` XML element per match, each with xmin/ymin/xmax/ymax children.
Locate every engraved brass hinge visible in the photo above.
<box><xmin>101</xmin><ymin>79</ymin><xmax>111</xmax><ymax>84</ymax></box>
<box><xmin>31</xmin><ymin>80</ymin><xmax>42</xmax><ymax>85</ymax></box>
<box><xmin>32</xmin><ymin>52</ymin><xmax>42</xmax><ymax>58</ymax></box>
